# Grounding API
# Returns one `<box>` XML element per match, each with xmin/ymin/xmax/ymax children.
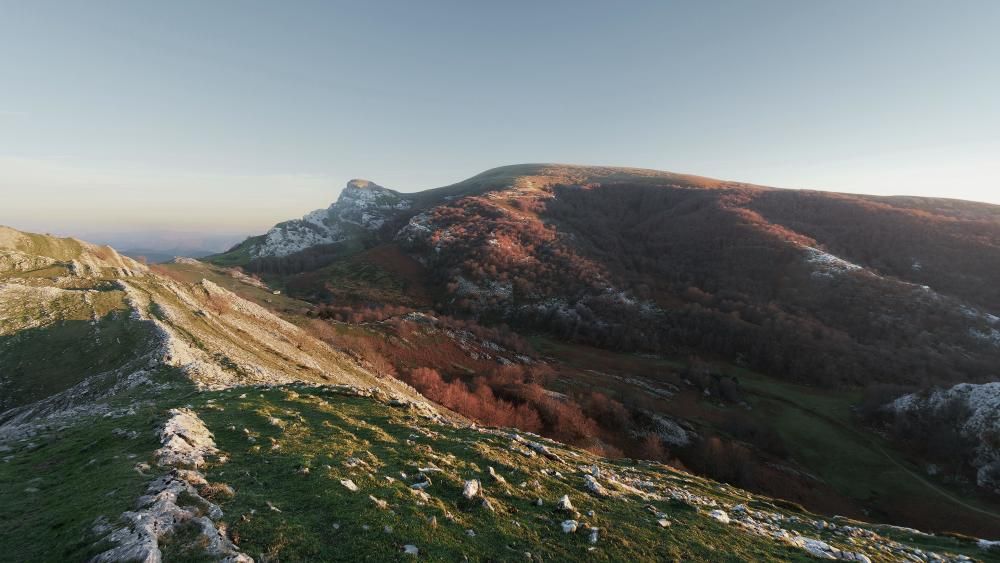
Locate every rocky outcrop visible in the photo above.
<box><xmin>93</xmin><ymin>409</ymin><xmax>252</xmax><ymax>563</ymax></box>
<box><xmin>890</xmin><ymin>382</ymin><xmax>1000</xmax><ymax>493</ymax></box>
<box><xmin>252</xmin><ymin>179</ymin><xmax>411</xmax><ymax>257</ymax></box>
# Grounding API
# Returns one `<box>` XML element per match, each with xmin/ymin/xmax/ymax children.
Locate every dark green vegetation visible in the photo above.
<box><xmin>0</xmin><ymin>313</ymin><xmax>154</xmax><ymax>411</ymax></box>
<box><xmin>533</xmin><ymin>337</ymin><xmax>1000</xmax><ymax>539</ymax></box>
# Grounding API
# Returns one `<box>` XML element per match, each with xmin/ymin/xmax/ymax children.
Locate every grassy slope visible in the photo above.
<box><xmin>0</xmin><ymin>313</ymin><xmax>154</xmax><ymax>411</ymax></box>
<box><xmin>533</xmin><ymin>337</ymin><xmax>1000</xmax><ymax>539</ymax></box>
<box><xmin>192</xmin><ymin>386</ymin><xmax>811</xmax><ymax>562</ymax></box>
<box><xmin>0</xmin><ymin>369</ymin><xmax>194</xmax><ymax>562</ymax></box>
<box><xmin>3</xmin><ymin>382</ymin><xmax>991</xmax><ymax>562</ymax></box>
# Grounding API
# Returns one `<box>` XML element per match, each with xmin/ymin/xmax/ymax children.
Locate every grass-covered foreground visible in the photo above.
<box><xmin>2</xmin><ymin>382</ymin><xmax>995</xmax><ymax>562</ymax></box>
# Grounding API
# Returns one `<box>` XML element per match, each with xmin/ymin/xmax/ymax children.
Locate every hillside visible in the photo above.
<box><xmin>3</xmin><ymin>226</ymin><xmax>999</xmax><ymax>561</ymax></box>
<box><xmin>215</xmin><ymin>165</ymin><xmax>1000</xmax><ymax>390</ymax></box>
<box><xmin>205</xmin><ymin>164</ymin><xmax>1000</xmax><ymax>535</ymax></box>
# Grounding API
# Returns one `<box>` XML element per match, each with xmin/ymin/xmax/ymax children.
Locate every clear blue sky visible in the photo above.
<box><xmin>1</xmin><ymin>0</ymin><xmax>998</xmax><ymax>243</ymax></box>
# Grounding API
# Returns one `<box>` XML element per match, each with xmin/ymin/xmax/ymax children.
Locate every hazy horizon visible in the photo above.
<box><xmin>2</xmin><ymin>0</ymin><xmax>998</xmax><ymax>246</ymax></box>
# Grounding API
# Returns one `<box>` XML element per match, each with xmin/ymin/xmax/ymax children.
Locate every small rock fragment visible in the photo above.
<box><xmin>488</xmin><ymin>466</ymin><xmax>507</xmax><ymax>484</ymax></box>
<box><xmin>370</xmin><ymin>495</ymin><xmax>388</xmax><ymax>510</ymax></box>
<box><xmin>462</xmin><ymin>479</ymin><xmax>481</xmax><ymax>500</ymax></box>
<box><xmin>708</xmin><ymin>509</ymin><xmax>730</xmax><ymax>524</ymax></box>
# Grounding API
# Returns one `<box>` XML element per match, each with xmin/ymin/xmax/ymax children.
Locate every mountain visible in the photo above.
<box><xmin>206</xmin><ymin>164</ymin><xmax>1000</xmax><ymax>538</ymax></box>
<box><xmin>215</xmin><ymin>163</ymin><xmax>1000</xmax><ymax>390</ymax></box>
<box><xmin>218</xmin><ymin>179</ymin><xmax>413</xmax><ymax>261</ymax></box>
<box><xmin>3</xmin><ymin>227</ymin><xmax>999</xmax><ymax>561</ymax></box>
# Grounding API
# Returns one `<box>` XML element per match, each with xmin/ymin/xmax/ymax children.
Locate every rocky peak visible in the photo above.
<box><xmin>335</xmin><ymin>179</ymin><xmax>406</xmax><ymax>208</ymax></box>
<box><xmin>344</xmin><ymin>178</ymin><xmax>383</xmax><ymax>191</ymax></box>
<box><xmin>248</xmin><ymin>179</ymin><xmax>414</xmax><ymax>258</ymax></box>
<box><xmin>332</xmin><ymin>179</ymin><xmax>411</xmax><ymax>228</ymax></box>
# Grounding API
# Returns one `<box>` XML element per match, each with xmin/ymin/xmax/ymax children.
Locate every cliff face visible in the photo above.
<box><xmin>253</xmin><ymin>179</ymin><xmax>412</xmax><ymax>258</ymax></box>
<box><xmin>890</xmin><ymin>382</ymin><xmax>1000</xmax><ymax>494</ymax></box>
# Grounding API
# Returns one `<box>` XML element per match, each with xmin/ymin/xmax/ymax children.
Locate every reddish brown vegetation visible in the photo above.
<box><xmin>398</xmin><ymin>181</ymin><xmax>1000</xmax><ymax>389</ymax></box>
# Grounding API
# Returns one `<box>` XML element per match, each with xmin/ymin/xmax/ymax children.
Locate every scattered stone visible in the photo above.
<box><xmin>403</xmin><ymin>544</ymin><xmax>419</xmax><ymax>556</ymax></box>
<box><xmin>657</xmin><ymin>518</ymin><xmax>671</xmax><ymax>528</ymax></box>
<box><xmin>556</xmin><ymin>495</ymin><xmax>574</xmax><ymax>511</ymax></box>
<box><xmin>340</xmin><ymin>479</ymin><xmax>359</xmax><ymax>492</ymax></box>
<box><xmin>561</xmin><ymin>520</ymin><xmax>579</xmax><ymax>533</ymax></box>
<box><xmin>466</xmin><ymin>529</ymin><xmax>476</xmax><ymax>537</ymax></box>
<box><xmin>462</xmin><ymin>479</ymin><xmax>481</xmax><ymax>500</ymax></box>
<box><xmin>583</xmin><ymin>474</ymin><xmax>608</xmax><ymax>497</ymax></box>
<box><xmin>267</xmin><ymin>501</ymin><xmax>282</xmax><ymax>512</ymax></box>
<box><xmin>708</xmin><ymin>509</ymin><xmax>730</xmax><ymax>524</ymax></box>
<box><xmin>589</xmin><ymin>528</ymin><xmax>600</xmax><ymax>544</ymax></box>
<box><xmin>488</xmin><ymin>466</ymin><xmax>507</xmax><ymax>484</ymax></box>
<box><xmin>370</xmin><ymin>495</ymin><xmax>388</xmax><ymax>510</ymax></box>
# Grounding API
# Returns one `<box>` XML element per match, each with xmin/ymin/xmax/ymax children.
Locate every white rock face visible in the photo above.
<box><xmin>94</xmin><ymin>410</ymin><xmax>252</xmax><ymax>563</ymax></box>
<box><xmin>891</xmin><ymin>382</ymin><xmax>1000</xmax><ymax>492</ymax></box>
<box><xmin>253</xmin><ymin>179</ymin><xmax>411</xmax><ymax>257</ymax></box>
<box><xmin>462</xmin><ymin>479</ymin><xmax>481</xmax><ymax>500</ymax></box>
<box><xmin>709</xmin><ymin>509</ymin><xmax>730</xmax><ymax>524</ymax></box>
<box><xmin>154</xmin><ymin>408</ymin><xmax>218</xmax><ymax>468</ymax></box>
<box><xmin>802</xmin><ymin>246</ymin><xmax>865</xmax><ymax>278</ymax></box>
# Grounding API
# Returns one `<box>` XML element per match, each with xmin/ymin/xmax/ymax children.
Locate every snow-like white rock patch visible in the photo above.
<box><xmin>802</xmin><ymin>246</ymin><xmax>864</xmax><ymax>278</ymax></box>
<box><xmin>891</xmin><ymin>382</ymin><xmax>1000</xmax><ymax>492</ymax></box>
<box><xmin>254</xmin><ymin>179</ymin><xmax>411</xmax><ymax>257</ymax></box>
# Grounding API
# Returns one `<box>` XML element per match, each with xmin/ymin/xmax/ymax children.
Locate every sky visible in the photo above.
<box><xmin>1</xmin><ymin>0</ymin><xmax>998</xmax><ymax>250</ymax></box>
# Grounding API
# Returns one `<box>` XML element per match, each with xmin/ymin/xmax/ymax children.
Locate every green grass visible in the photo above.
<box><xmin>0</xmin><ymin>312</ymin><xmax>155</xmax><ymax>412</ymax></box>
<box><xmin>2</xmin><ymin>382</ymin><xmax>992</xmax><ymax>562</ymax></box>
<box><xmin>190</xmin><ymin>386</ymin><xmax>816</xmax><ymax>562</ymax></box>
<box><xmin>530</xmin><ymin>336</ymin><xmax>1000</xmax><ymax>539</ymax></box>
<box><xmin>0</xmin><ymin>380</ymin><xmax>188</xmax><ymax>562</ymax></box>
<box><xmin>204</xmin><ymin>236</ymin><xmax>263</xmax><ymax>267</ymax></box>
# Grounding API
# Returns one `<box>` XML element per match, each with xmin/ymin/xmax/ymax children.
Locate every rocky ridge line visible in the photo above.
<box><xmin>92</xmin><ymin>408</ymin><xmax>252</xmax><ymax>563</ymax></box>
